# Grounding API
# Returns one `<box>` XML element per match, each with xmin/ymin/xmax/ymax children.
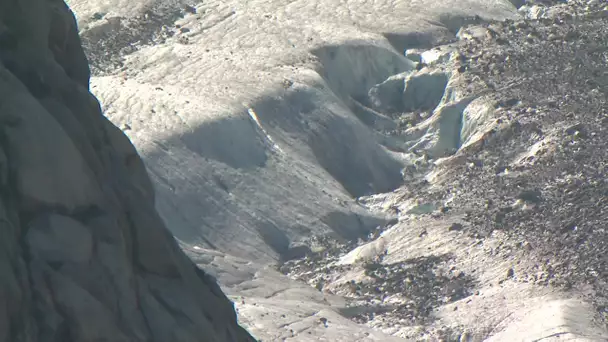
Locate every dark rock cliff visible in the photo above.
<box><xmin>0</xmin><ymin>0</ymin><xmax>254</xmax><ymax>341</ymax></box>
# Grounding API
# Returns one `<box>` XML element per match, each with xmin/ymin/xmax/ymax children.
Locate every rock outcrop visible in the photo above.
<box><xmin>0</xmin><ymin>0</ymin><xmax>253</xmax><ymax>341</ymax></box>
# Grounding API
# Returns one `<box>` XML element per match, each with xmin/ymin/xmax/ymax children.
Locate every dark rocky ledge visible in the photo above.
<box><xmin>0</xmin><ymin>0</ymin><xmax>254</xmax><ymax>341</ymax></box>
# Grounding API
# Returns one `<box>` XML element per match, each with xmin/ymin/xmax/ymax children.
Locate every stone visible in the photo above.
<box><xmin>449</xmin><ymin>223</ymin><xmax>464</xmax><ymax>231</ymax></box>
<box><xmin>506</xmin><ymin>268</ymin><xmax>515</xmax><ymax>278</ymax></box>
<box><xmin>517</xmin><ymin>189</ymin><xmax>542</xmax><ymax>203</ymax></box>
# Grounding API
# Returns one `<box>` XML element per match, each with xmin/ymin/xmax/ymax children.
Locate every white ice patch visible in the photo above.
<box><xmin>247</xmin><ymin>107</ymin><xmax>283</xmax><ymax>153</ymax></box>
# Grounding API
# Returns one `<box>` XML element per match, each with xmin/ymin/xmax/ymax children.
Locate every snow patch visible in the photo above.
<box><xmin>247</xmin><ymin>107</ymin><xmax>283</xmax><ymax>153</ymax></box>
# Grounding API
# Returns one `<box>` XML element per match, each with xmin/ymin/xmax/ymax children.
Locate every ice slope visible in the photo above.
<box><xmin>66</xmin><ymin>0</ymin><xmax>517</xmax><ymax>263</ymax></box>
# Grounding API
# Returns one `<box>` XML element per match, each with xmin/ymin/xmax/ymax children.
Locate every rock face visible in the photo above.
<box><xmin>0</xmin><ymin>0</ymin><xmax>253</xmax><ymax>341</ymax></box>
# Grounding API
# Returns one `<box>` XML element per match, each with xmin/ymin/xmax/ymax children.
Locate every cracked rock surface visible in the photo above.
<box><xmin>0</xmin><ymin>0</ymin><xmax>253</xmax><ymax>341</ymax></box>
